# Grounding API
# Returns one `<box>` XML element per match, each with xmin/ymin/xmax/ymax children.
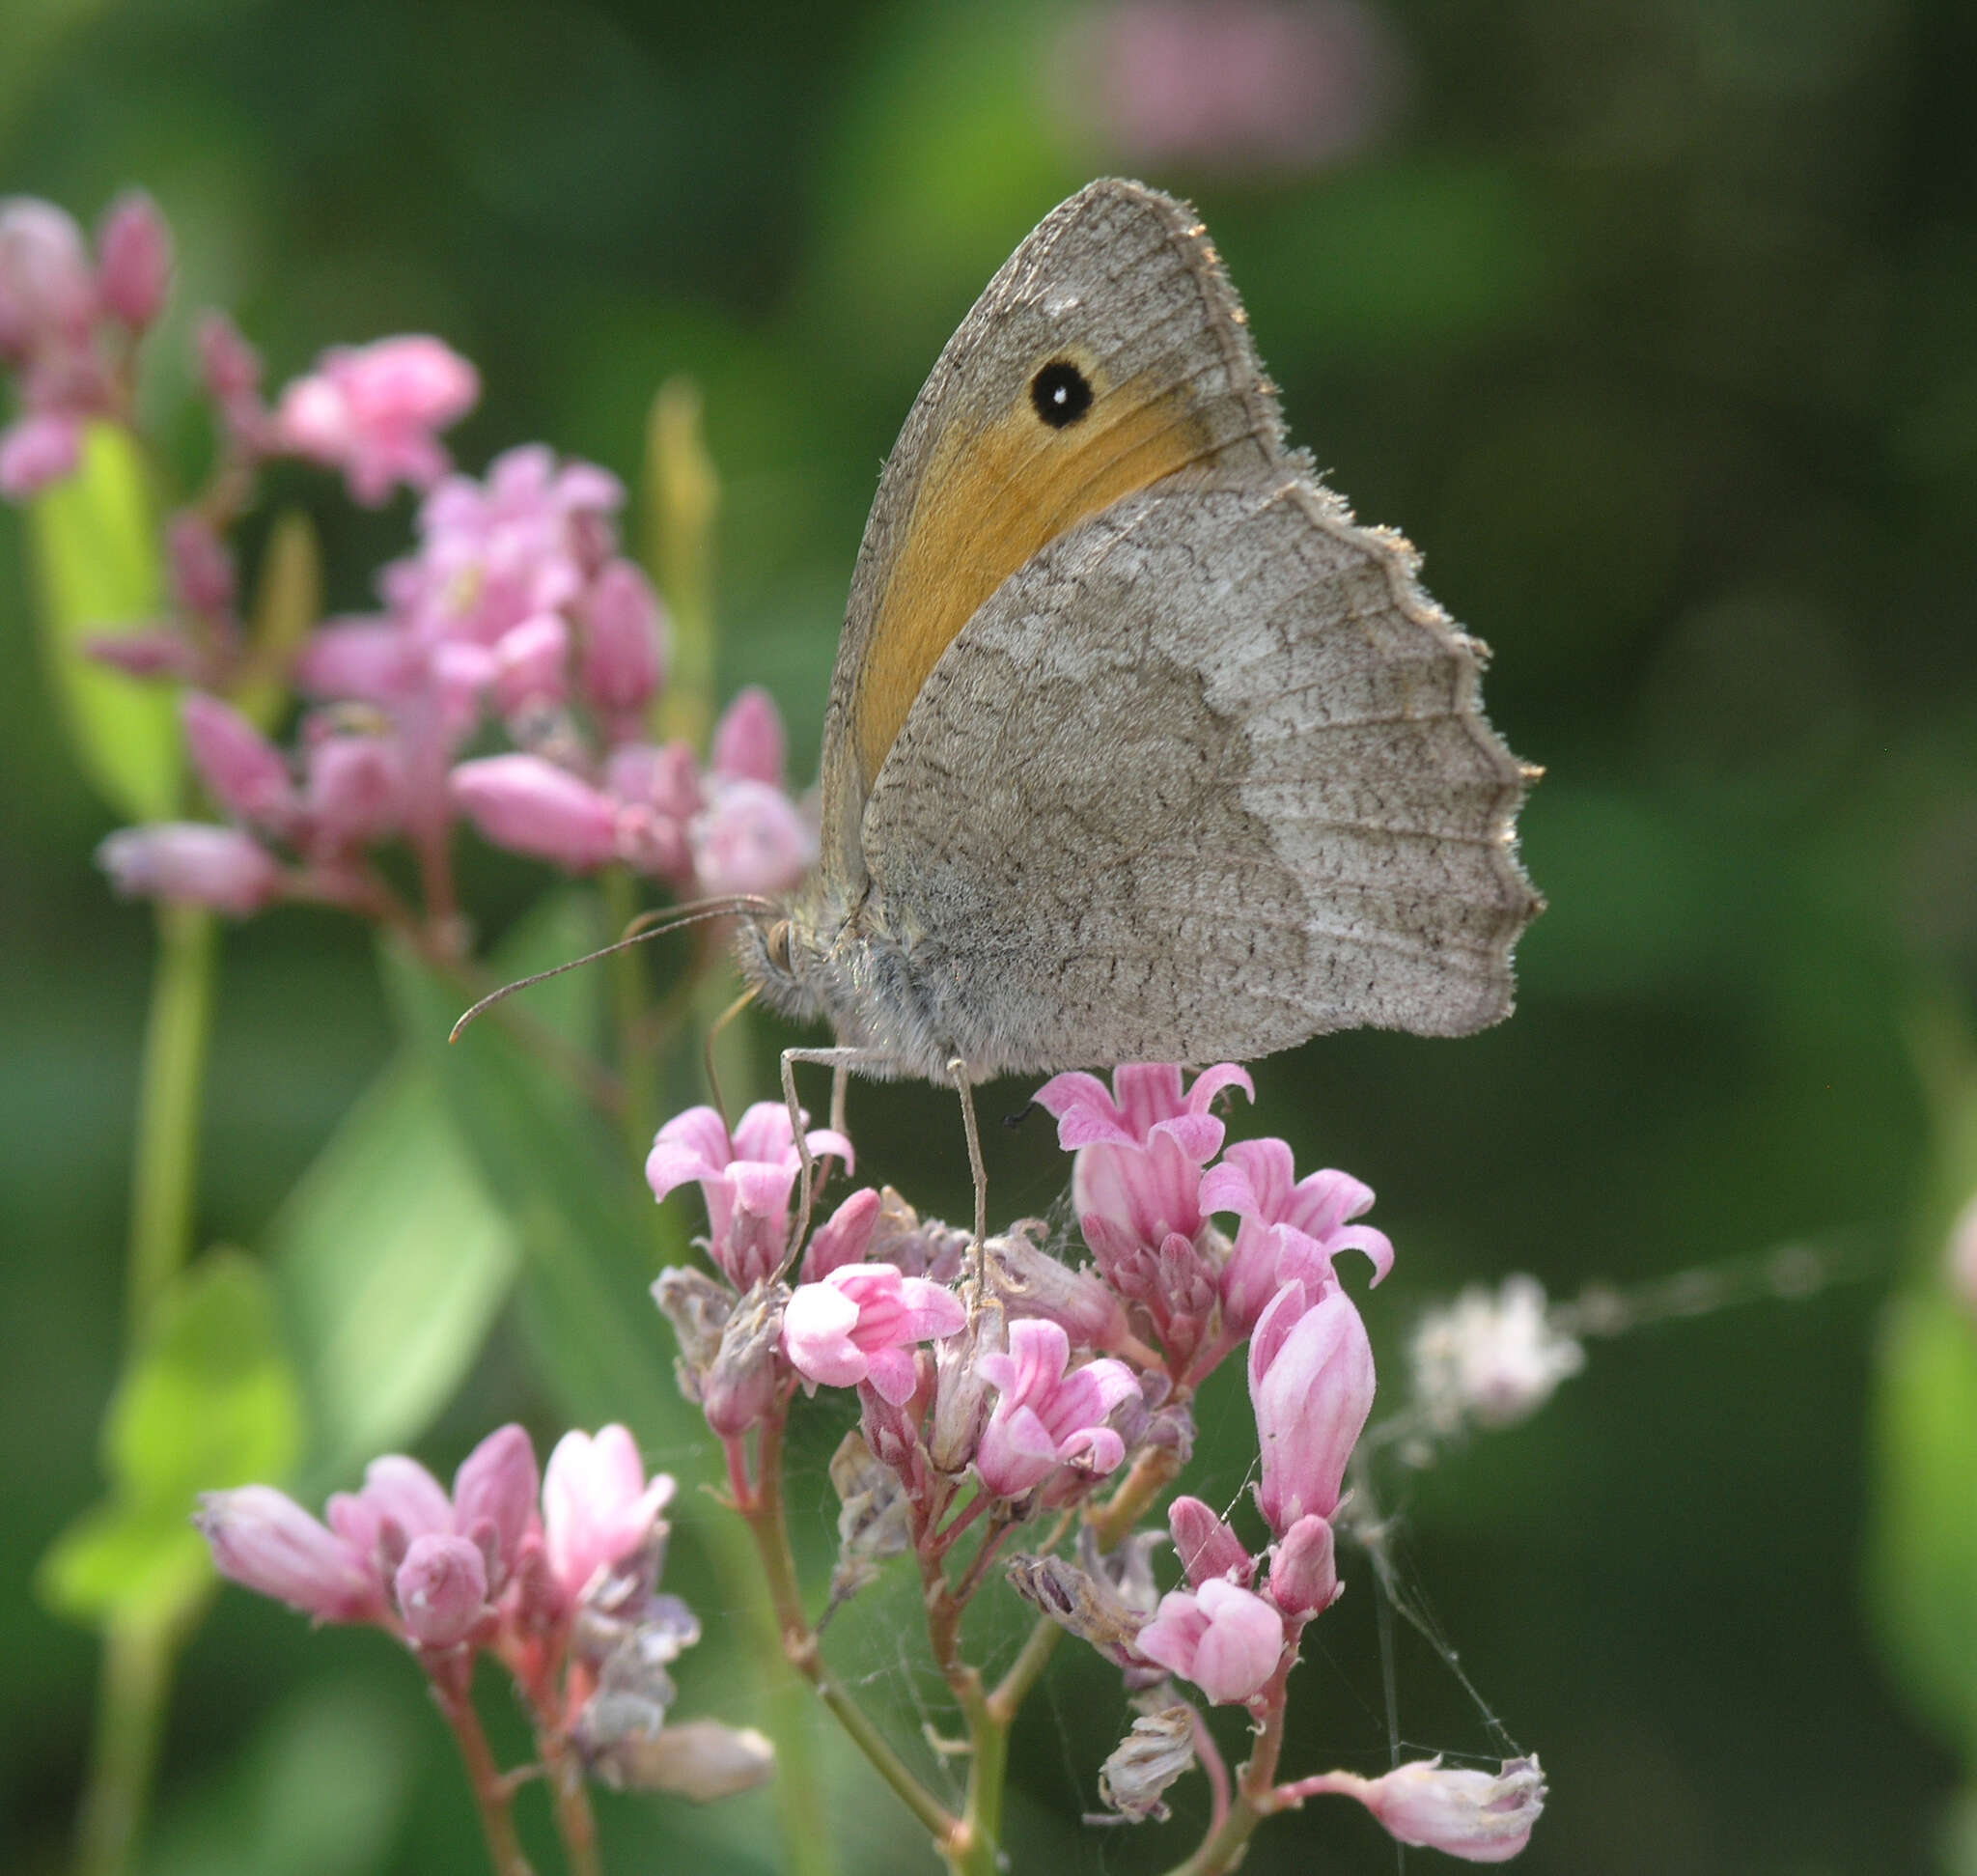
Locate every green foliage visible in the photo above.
<box><xmin>39</xmin><ymin>1252</ymin><xmax>303</xmax><ymax>1631</ymax></box>
<box><xmin>267</xmin><ymin>1057</ymin><xmax>519</xmax><ymax>1495</ymax></box>
<box><xmin>27</xmin><ymin>422</ymin><xmax>178</xmax><ymax>821</ymax></box>
<box><xmin>377</xmin><ymin>895</ymin><xmax>693</xmax><ymax>1447</ymax></box>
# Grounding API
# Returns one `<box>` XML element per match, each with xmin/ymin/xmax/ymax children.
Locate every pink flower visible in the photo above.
<box><xmin>1264</xmin><ymin>1513</ymin><xmax>1339</xmax><ymax>1618</ymax></box>
<box><xmin>1248</xmin><ymin>1279</ymin><xmax>1374</xmax><ymax>1537</ymax></box>
<box><xmin>0</xmin><ymin>199</ymin><xmax>96</xmax><ymax>359</ymax></box>
<box><xmin>1202</xmin><ymin>1137</ymin><xmax>1392</xmax><ymax>1337</ymax></box>
<box><xmin>579</xmin><ymin>558</ymin><xmax>666</xmax><ymax>724</ymax></box>
<box><xmin>182</xmin><ymin>692</ymin><xmax>295</xmax><ymax>829</ymax></box>
<box><xmin>97</xmin><ymin>824</ymin><xmax>282</xmax><ymax>915</ymax></box>
<box><xmin>295</xmin><ymin>619</ymin><xmax>422</xmax><ymax>704</ymax></box>
<box><xmin>783</xmin><ymin>1262</ymin><xmax>966</xmax><ymax>1404</ymax></box>
<box><xmin>451</xmin><ymin>753</ymin><xmax>620</xmax><ymax>871</ymax></box>
<box><xmin>167</xmin><ymin>512</ymin><xmax>236</xmax><ymax>619</ymax></box>
<box><xmin>487</xmin><ymin>612</ymin><xmax>570</xmax><ymax>716</ymax></box>
<box><xmin>390</xmin><ymin>444</ymin><xmax>618</xmax><ymax>645</ymax></box>
<box><xmin>195</xmin><ymin>310</ymin><xmax>266</xmax><ymax>446</ymax></box>
<box><xmin>1135</xmin><ymin>1577</ymin><xmax>1284</xmax><ymax>1705</ymax></box>
<box><xmin>394</xmin><ymin>1532</ymin><xmax>489</xmax><ymax>1648</ymax></box>
<box><xmin>800</xmin><ymin>1186</ymin><xmax>883</xmax><ymax>1281</ymax></box>
<box><xmin>689</xmin><ymin>777</ymin><xmax>815</xmax><ymax>897</ymax></box>
<box><xmin>541</xmin><ymin>1424</ymin><xmax>675</xmax><ymax>1606</ymax></box>
<box><xmin>646</xmin><ymin>1102</ymin><xmax>851</xmax><ymax>1291</ymax></box>
<box><xmin>0</xmin><ymin>409</ymin><xmax>82</xmax><ymax>497</ymax></box>
<box><xmin>975</xmin><ymin>1318</ymin><xmax>1140</xmax><ymax>1498</ymax></box>
<box><xmin>710</xmin><ymin>686</ymin><xmax>785</xmax><ymax>785</ymax></box>
<box><xmin>606</xmin><ymin>739</ymin><xmax>699</xmax><ymax>882</ymax></box>
<box><xmin>196</xmin><ymin>1485</ymin><xmax>383</xmax><ymax>1623</ymax></box>
<box><xmin>326</xmin><ymin>1452</ymin><xmax>454</xmax><ymax>1566</ymax></box>
<box><xmin>449</xmin><ymin>1423</ymin><xmax>540</xmax><ymax>1592</ymax></box>
<box><xmin>273</xmin><ymin>335</ymin><xmax>479</xmax><ymax>505</ymax></box>
<box><xmin>1038</xmin><ymin>1062</ymin><xmax>1252</xmax><ymax>1257</ymax></box>
<box><xmin>302</xmin><ymin>734</ymin><xmax>404</xmax><ymax>851</ymax></box>
<box><xmin>1168</xmin><ymin>1495</ymin><xmax>1253</xmax><ymax>1589</ymax></box>
<box><xmin>94</xmin><ymin>191</ymin><xmax>172</xmax><ymax>331</ymax></box>
<box><xmin>1319</xmin><ymin>1755</ymin><xmax>1545</xmax><ymax>1862</ymax></box>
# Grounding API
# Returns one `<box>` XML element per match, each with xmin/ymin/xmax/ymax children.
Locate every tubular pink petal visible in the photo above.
<box><xmin>710</xmin><ymin>685</ymin><xmax>786</xmax><ymax>785</ymax></box>
<box><xmin>97</xmin><ymin>824</ymin><xmax>282</xmax><ymax>915</ymax></box>
<box><xmin>451</xmin><ymin>753</ymin><xmax>619</xmax><ymax>870</ymax></box>
<box><xmin>0</xmin><ymin>411</ymin><xmax>83</xmax><ymax>497</ymax></box>
<box><xmin>394</xmin><ymin>1533</ymin><xmax>487</xmax><ymax>1647</ymax></box>
<box><xmin>196</xmin><ymin>1486</ymin><xmax>382</xmax><ymax>1623</ymax></box>
<box><xmin>1169</xmin><ymin>1496</ymin><xmax>1253</xmax><ymax>1588</ymax></box>
<box><xmin>182</xmin><ymin>692</ymin><xmax>294</xmax><ymax>828</ymax></box>
<box><xmin>95</xmin><ymin>190</ymin><xmax>173</xmax><ymax>330</ymax></box>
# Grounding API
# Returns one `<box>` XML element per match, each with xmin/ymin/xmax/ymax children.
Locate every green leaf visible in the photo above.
<box><xmin>28</xmin><ymin>420</ymin><xmax>178</xmax><ymax>821</ymax></box>
<box><xmin>40</xmin><ymin>1251</ymin><xmax>303</xmax><ymax>1628</ymax></box>
<box><xmin>380</xmin><ymin>891</ymin><xmax>695</xmax><ymax>1445</ymax></box>
<box><xmin>1868</xmin><ymin>1291</ymin><xmax>1977</xmax><ymax>1758</ymax></box>
<box><xmin>267</xmin><ymin>1056</ymin><xmax>519</xmax><ymax>1494</ymax></box>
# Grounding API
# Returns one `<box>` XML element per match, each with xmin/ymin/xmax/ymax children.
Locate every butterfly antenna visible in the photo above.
<box><xmin>702</xmin><ymin>984</ymin><xmax>760</xmax><ymax>1128</ymax></box>
<box><xmin>448</xmin><ymin>895</ymin><xmax>773</xmax><ymax>1044</ymax></box>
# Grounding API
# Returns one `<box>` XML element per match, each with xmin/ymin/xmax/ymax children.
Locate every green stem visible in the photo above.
<box><xmin>125</xmin><ymin>903</ymin><xmax>214</xmax><ymax>1333</ymax></box>
<box><xmin>75</xmin><ymin>905</ymin><xmax>217</xmax><ymax>1876</ymax></box>
<box><xmin>73</xmin><ymin>1616</ymin><xmax>177</xmax><ymax>1876</ymax></box>
<box><xmin>739</xmin><ymin>1420</ymin><xmax>958</xmax><ymax>1852</ymax></box>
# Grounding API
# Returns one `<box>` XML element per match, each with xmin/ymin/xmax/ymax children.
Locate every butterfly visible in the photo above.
<box><xmin>734</xmin><ymin>180</ymin><xmax>1539</xmax><ymax>1230</ymax></box>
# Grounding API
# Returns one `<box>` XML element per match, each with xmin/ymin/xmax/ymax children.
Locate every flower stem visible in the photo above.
<box><xmin>74</xmin><ymin>905</ymin><xmax>216</xmax><ymax>1876</ymax></box>
<box><xmin>432</xmin><ymin>1668</ymin><xmax>537</xmax><ymax>1876</ymax></box>
<box><xmin>738</xmin><ymin>1417</ymin><xmax>958</xmax><ymax>1851</ymax></box>
<box><xmin>125</xmin><ymin>903</ymin><xmax>213</xmax><ymax>1332</ymax></box>
<box><xmin>536</xmin><ymin>1727</ymin><xmax>601</xmax><ymax>1876</ymax></box>
<box><xmin>73</xmin><ymin>1613</ymin><xmax>179</xmax><ymax>1876</ymax></box>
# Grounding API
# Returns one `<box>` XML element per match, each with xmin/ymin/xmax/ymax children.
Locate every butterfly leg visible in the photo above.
<box><xmin>946</xmin><ymin>1056</ymin><xmax>988</xmax><ymax>1283</ymax></box>
<box><xmin>779</xmin><ymin>1044</ymin><xmax>880</xmax><ymax>1267</ymax></box>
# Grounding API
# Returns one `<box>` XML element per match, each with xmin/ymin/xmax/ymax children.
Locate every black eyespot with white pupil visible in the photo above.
<box><xmin>1030</xmin><ymin>360</ymin><xmax>1093</xmax><ymax>428</ymax></box>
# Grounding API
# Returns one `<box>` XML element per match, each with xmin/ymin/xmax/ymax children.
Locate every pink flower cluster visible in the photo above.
<box><xmin>196</xmin><ymin>1423</ymin><xmax>766</xmax><ymax>1797</ymax></box>
<box><xmin>0</xmin><ymin>191</ymin><xmax>812</xmax><ymax>927</ymax></box>
<box><xmin>0</xmin><ymin>192</ymin><xmax>169</xmax><ymax>496</ymax></box>
<box><xmin>92</xmin><ymin>440</ymin><xmax>813</xmax><ymax>919</ymax></box>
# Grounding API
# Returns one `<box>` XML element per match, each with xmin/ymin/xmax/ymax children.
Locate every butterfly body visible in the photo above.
<box><xmin>740</xmin><ymin>179</ymin><xmax>1539</xmax><ymax>1089</ymax></box>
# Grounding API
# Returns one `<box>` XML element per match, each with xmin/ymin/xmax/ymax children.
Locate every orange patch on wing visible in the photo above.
<box><xmin>851</xmin><ymin>361</ymin><xmax>1213</xmax><ymax>791</ymax></box>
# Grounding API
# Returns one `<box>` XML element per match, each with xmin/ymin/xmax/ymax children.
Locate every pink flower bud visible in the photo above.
<box><xmin>801</xmin><ymin>1186</ymin><xmax>883</xmax><ymax>1282</ymax></box>
<box><xmin>196</xmin><ymin>1485</ymin><xmax>383</xmax><ymax>1623</ymax></box>
<box><xmin>451</xmin><ymin>753</ymin><xmax>620</xmax><ymax>871</ymax></box>
<box><xmin>1135</xmin><ymin>1578</ymin><xmax>1284</xmax><ymax>1705</ymax></box>
<box><xmin>1264</xmin><ymin>1513</ymin><xmax>1339</xmax><ymax>1617</ymax></box>
<box><xmin>0</xmin><ymin>199</ymin><xmax>96</xmax><ymax>358</ymax></box>
<box><xmin>294</xmin><ymin>619</ymin><xmax>420</xmax><ymax>704</ymax></box>
<box><xmin>182</xmin><ymin>692</ymin><xmax>294</xmax><ymax>829</ymax></box>
<box><xmin>451</xmin><ymin>1424</ymin><xmax>540</xmax><ymax>1589</ymax></box>
<box><xmin>1326</xmin><ymin>1755</ymin><xmax>1545</xmax><ymax>1862</ymax></box>
<box><xmin>94</xmin><ymin>191</ymin><xmax>172</xmax><ymax>331</ymax></box>
<box><xmin>689</xmin><ymin>777</ymin><xmax>815</xmax><ymax>897</ymax></box>
<box><xmin>274</xmin><ymin>335</ymin><xmax>479</xmax><ymax>505</ymax></box>
<box><xmin>975</xmin><ymin>1319</ymin><xmax>1140</xmax><ymax>1499</ymax></box>
<box><xmin>580</xmin><ymin>558</ymin><xmax>666</xmax><ymax>721</ymax></box>
<box><xmin>783</xmin><ymin>1263</ymin><xmax>966</xmax><ymax>1404</ymax></box>
<box><xmin>1248</xmin><ymin>1279</ymin><xmax>1374</xmax><ymax>1538</ymax></box>
<box><xmin>394</xmin><ymin>1532</ymin><xmax>487</xmax><ymax>1647</ymax></box>
<box><xmin>196</xmin><ymin>309</ymin><xmax>265</xmax><ymax>445</ymax></box>
<box><xmin>1168</xmin><ymin>1495</ymin><xmax>1253</xmax><ymax>1589</ymax></box>
<box><xmin>0</xmin><ymin>410</ymin><xmax>83</xmax><ymax>497</ymax></box>
<box><xmin>302</xmin><ymin>734</ymin><xmax>404</xmax><ymax>850</ymax></box>
<box><xmin>488</xmin><ymin>613</ymin><xmax>570</xmax><ymax>716</ymax></box>
<box><xmin>97</xmin><ymin>823</ymin><xmax>282</xmax><ymax>915</ymax></box>
<box><xmin>710</xmin><ymin>685</ymin><xmax>785</xmax><ymax>785</ymax></box>
<box><xmin>167</xmin><ymin>511</ymin><xmax>236</xmax><ymax>618</ymax></box>
<box><xmin>84</xmin><ymin>629</ymin><xmax>198</xmax><ymax>680</ymax></box>
<box><xmin>543</xmin><ymin>1425</ymin><xmax>675</xmax><ymax>1607</ymax></box>
<box><xmin>327</xmin><ymin>1454</ymin><xmax>454</xmax><ymax>1567</ymax></box>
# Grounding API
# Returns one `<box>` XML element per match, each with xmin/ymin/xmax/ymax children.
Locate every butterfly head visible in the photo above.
<box><xmin>735</xmin><ymin>893</ymin><xmax>831</xmax><ymax>1029</ymax></box>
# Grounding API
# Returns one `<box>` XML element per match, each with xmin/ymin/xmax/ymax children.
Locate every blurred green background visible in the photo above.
<box><xmin>5</xmin><ymin>0</ymin><xmax>1977</xmax><ymax>1871</ymax></box>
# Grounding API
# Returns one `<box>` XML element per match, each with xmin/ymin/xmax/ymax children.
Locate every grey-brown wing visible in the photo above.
<box><xmin>856</xmin><ymin>473</ymin><xmax>1541</xmax><ymax>1076</ymax></box>
<box><xmin>817</xmin><ymin>178</ymin><xmax>1285</xmax><ymax>883</ymax></box>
